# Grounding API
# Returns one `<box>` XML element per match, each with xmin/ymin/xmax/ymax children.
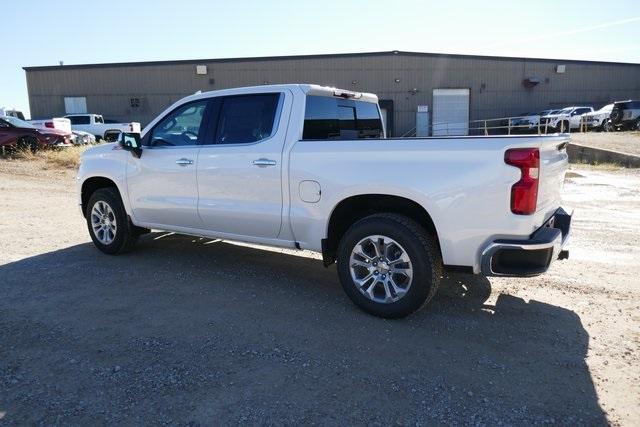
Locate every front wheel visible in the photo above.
<box><xmin>603</xmin><ymin>120</ymin><xmax>614</xmax><ymax>132</ymax></box>
<box><xmin>86</xmin><ymin>188</ymin><xmax>139</xmax><ymax>254</ymax></box>
<box><xmin>336</xmin><ymin>213</ymin><xmax>442</xmax><ymax>318</ymax></box>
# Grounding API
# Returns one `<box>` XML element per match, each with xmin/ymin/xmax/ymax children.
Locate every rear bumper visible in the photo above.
<box><xmin>481</xmin><ymin>207</ymin><xmax>572</xmax><ymax>277</ymax></box>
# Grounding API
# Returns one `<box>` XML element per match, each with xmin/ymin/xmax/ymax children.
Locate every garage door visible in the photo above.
<box><xmin>432</xmin><ymin>89</ymin><xmax>470</xmax><ymax>136</ymax></box>
<box><xmin>64</xmin><ymin>97</ymin><xmax>87</xmax><ymax>114</ymax></box>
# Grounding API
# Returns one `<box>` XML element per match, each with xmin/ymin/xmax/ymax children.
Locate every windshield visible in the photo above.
<box><xmin>2</xmin><ymin>115</ymin><xmax>35</xmax><ymax>128</ymax></box>
<box><xmin>558</xmin><ymin>108</ymin><xmax>573</xmax><ymax>114</ymax></box>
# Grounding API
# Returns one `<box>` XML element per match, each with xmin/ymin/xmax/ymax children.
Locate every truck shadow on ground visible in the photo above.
<box><xmin>0</xmin><ymin>233</ymin><xmax>606</xmax><ymax>425</ymax></box>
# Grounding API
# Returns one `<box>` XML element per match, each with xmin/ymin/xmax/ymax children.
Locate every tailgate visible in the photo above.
<box><xmin>52</xmin><ymin>118</ymin><xmax>72</xmax><ymax>133</ymax></box>
<box><xmin>537</xmin><ymin>136</ymin><xmax>569</xmax><ymax>219</ymax></box>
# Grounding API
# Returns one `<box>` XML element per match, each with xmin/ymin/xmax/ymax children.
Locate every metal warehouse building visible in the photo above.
<box><xmin>24</xmin><ymin>50</ymin><xmax>640</xmax><ymax>136</ymax></box>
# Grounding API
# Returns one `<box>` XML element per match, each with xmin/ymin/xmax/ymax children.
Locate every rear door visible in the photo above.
<box><xmin>66</xmin><ymin>115</ymin><xmax>92</xmax><ymax>134</ymax></box>
<box><xmin>196</xmin><ymin>91</ymin><xmax>290</xmax><ymax>238</ymax></box>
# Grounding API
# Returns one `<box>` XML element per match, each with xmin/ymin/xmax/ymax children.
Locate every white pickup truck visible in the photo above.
<box><xmin>77</xmin><ymin>84</ymin><xmax>572</xmax><ymax>318</ymax></box>
<box><xmin>65</xmin><ymin>114</ymin><xmax>141</xmax><ymax>141</ymax></box>
<box><xmin>1</xmin><ymin>108</ymin><xmax>72</xmax><ymax>133</ymax></box>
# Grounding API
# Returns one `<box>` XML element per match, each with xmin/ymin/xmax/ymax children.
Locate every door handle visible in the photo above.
<box><xmin>252</xmin><ymin>158</ymin><xmax>277</xmax><ymax>167</ymax></box>
<box><xmin>176</xmin><ymin>158</ymin><xmax>194</xmax><ymax>166</ymax></box>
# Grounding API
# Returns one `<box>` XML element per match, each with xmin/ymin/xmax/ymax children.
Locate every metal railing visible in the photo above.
<box><xmin>420</xmin><ymin>114</ymin><xmax>592</xmax><ymax>137</ymax></box>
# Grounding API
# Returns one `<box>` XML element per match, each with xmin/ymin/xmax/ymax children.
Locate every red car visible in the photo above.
<box><xmin>0</xmin><ymin>116</ymin><xmax>72</xmax><ymax>151</ymax></box>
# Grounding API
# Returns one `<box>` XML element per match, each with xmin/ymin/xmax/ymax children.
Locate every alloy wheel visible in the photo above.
<box><xmin>90</xmin><ymin>200</ymin><xmax>117</xmax><ymax>245</ymax></box>
<box><xmin>349</xmin><ymin>234</ymin><xmax>413</xmax><ymax>304</ymax></box>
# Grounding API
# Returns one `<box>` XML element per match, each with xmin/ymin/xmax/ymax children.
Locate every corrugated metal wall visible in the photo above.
<box><xmin>25</xmin><ymin>52</ymin><xmax>640</xmax><ymax>135</ymax></box>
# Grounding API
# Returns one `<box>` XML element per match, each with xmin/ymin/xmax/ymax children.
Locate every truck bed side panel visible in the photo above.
<box><xmin>288</xmin><ymin>135</ymin><xmax>568</xmax><ymax>271</ymax></box>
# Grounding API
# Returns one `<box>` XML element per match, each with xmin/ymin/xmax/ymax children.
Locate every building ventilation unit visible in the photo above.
<box><xmin>522</xmin><ymin>77</ymin><xmax>542</xmax><ymax>88</ymax></box>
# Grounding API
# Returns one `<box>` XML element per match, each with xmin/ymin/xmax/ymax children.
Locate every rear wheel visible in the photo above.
<box><xmin>16</xmin><ymin>136</ymin><xmax>39</xmax><ymax>152</ymax></box>
<box><xmin>336</xmin><ymin>213</ymin><xmax>442</xmax><ymax>318</ymax></box>
<box><xmin>86</xmin><ymin>188</ymin><xmax>139</xmax><ymax>254</ymax></box>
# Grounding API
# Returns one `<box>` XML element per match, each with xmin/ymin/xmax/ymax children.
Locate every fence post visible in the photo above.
<box><xmin>537</xmin><ymin>120</ymin><xmax>541</xmax><ymax>135</ymax></box>
<box><xmin>508</xmin><ymin>118</ymin><xmax>511</xmax><ymax>135</ymax></box>
<box><xmin>484</xmin><ymin>120</ymin><xmax>488</xmax><ymax>136</ymax></box>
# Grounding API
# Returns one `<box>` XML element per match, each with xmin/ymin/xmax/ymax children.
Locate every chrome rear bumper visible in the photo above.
<box><xmin>481</xmin><ymin>208</ymin><xmax>572</xmax><ymax>277</ymax></box>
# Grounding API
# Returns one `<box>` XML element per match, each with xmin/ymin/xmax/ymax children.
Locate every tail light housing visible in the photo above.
<box><xmin>44</xmin><ymin>121</ymin><xmax>54</xmax><ymax>128</ymax></box>
<box><xmin>505</xmin><ymin>148</ymin><xmax>539</xmax><ymax>215</ymax></box>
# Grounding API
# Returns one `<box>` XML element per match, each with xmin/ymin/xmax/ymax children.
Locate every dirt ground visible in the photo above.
<box><xmin>571</xmin><ymin>132</ymin><xmax>640</xmax><ymax>156</ymax></box>
<box><xmin>0</xmin><ymin>160</ymin><xmax>639</xmax><ymax>425</ymax></box>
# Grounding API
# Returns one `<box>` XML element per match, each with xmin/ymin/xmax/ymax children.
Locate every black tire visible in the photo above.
<box><xmin>603</xmin><ymin>120</ymin><xmax>614</xmax><ymax>132</ymax></box>
<box><xmin>336</xmin><ymin>213</ymin><xmax>442</xmax><ymax>318</ymax></box>
<box><xmin>556</xmin><ymin>121</ymin><xmax>569</xmax><ymax>133</ymax></box>
<box><xmin>86</xmin><ymin>187</ymin><xmax>139</xmax><ymax>255</ymax></box>
<box><xmin>16</xmin><ymin>136</ymin><xmax>40</xmax><ymax>152</ymax></box>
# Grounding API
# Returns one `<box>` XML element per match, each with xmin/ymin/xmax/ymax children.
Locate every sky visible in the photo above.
<box><xmin>2</xmin><ymin>0</ymin><xmax>639</xmax><ymax>117</ymax></box>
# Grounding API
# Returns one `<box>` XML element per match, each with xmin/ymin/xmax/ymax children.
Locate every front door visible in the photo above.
<box><xmin>126</xmin><ymin>99</ymin><xmax>210</xmax><ymax>228</ymax></box>
<box><xmin>197</xmin><ymin>91</ymin><xmax>289</xmax><ymax>239</ymax></box>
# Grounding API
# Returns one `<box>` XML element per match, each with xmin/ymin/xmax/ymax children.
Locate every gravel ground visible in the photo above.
<box><xmin>571</xmin><ymin>132</ymin><xmax>640</xmax><ymax>156</ymax></box>
<box><xmin>1</xmin><ymin>161</ymin><xmax>639</xmax><ymax>425</ymax></box>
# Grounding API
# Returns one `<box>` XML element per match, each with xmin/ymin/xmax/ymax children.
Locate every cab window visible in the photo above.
<box><xmin>213</xmin><ymin>94</ymin><xmax>280</xmax><ymax>145</ymax></box>
<box><xmin>148</xmin><ymin>101</ymin><xmax>208</xmax><ymax>147</ymax></box>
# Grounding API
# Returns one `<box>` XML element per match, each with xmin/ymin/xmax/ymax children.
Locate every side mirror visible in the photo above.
<box><xmin>118</xmin><ymin>132</ymin><xmax>142</xmax><ymax>158</ymax></box>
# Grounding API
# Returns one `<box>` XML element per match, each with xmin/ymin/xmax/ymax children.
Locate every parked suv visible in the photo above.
<box><xmin>540</xmin><ymin>106</ymin><xmax>594</xmax><ymax>132</ymax></box>
<box><xmin>583</xmin><ymin>104</ymin><xmax>613</xmax><ymax>131</ymax></box>
<box><xmin>607</xmin><ymin>100</ymin><xmax>640</xmax><ymax>131</ymax></box>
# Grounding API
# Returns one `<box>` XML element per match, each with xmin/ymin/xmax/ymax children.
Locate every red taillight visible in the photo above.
<box><xmin>505</xmin><ymin>148</ymin><xmax>539</xmax><ymax>215</ymax></box>
<box><xmin>44</xmin><ymin>121</ymin><xmax>54</xmax><ymax>128</ymax></box>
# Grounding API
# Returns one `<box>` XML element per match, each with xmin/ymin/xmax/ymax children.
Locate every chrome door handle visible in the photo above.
<box><xmin>252</xmin><ymin>158</ymin><xmax>277</xmax><ymax>167</ymax></box>
<box><xmin>176</xmin><ymin>158</ymin><xmax>194</xmax><ymax>166</ymax></box>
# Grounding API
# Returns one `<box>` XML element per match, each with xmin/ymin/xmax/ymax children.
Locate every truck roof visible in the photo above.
<box><xmin>187</xmin><ymin>84</ymin><xmax>379</xmax><ymax>104</ymax></box>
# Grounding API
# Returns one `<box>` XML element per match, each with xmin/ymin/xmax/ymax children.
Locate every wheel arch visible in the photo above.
<box><xmin>103</xmin><ymin>129</ymin><xmax>122</xmax><ymax>142</ymax></box>
<box><xmin>81</xmin><ymin>176</ymin><xmax>123</xmax><ymax>217</ymax></box>
<box><xmin>322</xmin><ymin>194</ymin><xmax>441</xmax><ymax>266</ymax></box>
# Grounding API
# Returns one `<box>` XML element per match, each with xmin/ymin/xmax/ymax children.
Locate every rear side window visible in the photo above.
<box><xmin>69</xmin><ymin>116</ymin><xmax>90</xmax><ymax>125</ymax></box>
<box><xmin>303</xmin><ymin>96</ymin><xmax>383</xmax><ymax>140</ymax></box>
<box><xmin>215</xmin><ymin>94</ymin><xmax>280</xmax><ymax>144</ymax></box>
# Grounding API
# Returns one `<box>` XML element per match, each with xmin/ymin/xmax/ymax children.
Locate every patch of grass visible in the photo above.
<box><xmin>1</xmin><ymin>145</ymin><xmax>89</xmax><ymax>170</ymax></box>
